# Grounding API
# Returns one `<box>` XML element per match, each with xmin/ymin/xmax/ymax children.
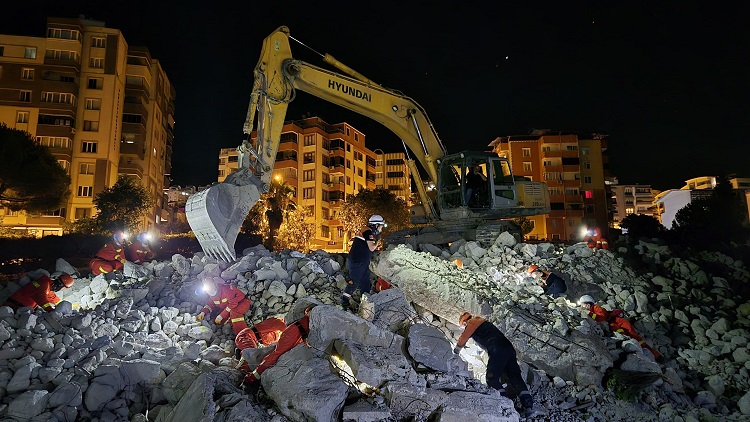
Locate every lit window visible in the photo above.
<box><xmin>585</xmin><ymin>190</ymin><xmax>593</xmax><ymax>199</ymax></box>
<box><xmin>523</xmin><ymin>162</ymin><xmax>532</xmax><ymax>171</ymax></box>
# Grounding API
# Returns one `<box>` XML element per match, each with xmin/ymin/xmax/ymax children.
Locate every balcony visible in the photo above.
<box><xmin>124</xmin><ymin>102</ymin><xmax>149</xmax><ymax>121</ymax></box>
<box><xmin>119</xmin><ymin>159</ymin><xmax>144</xmax><ymax>179</ymax></box>
<box><xmin>24</xmin><ymin>215</ymin><xmax>66</xmax><ymax>226</ymax></box>
<box><xmin>562</xmin><ymin>179</ymin><xmax>581</xmax><ymax>188</ymax></box>
<box><xmin>36</xmin><ymin>124</ymin><xmax>75</xmax><ymax>139</ymax></box>
<box><xmin>564</xmin><ymin>194</ymin><xmax>582</xmax><ymax>202</ymax></box>
<box><xmin>329</xmin><ymin>164</ymin><xmax>345</xmax><ymax>174</ymax></box>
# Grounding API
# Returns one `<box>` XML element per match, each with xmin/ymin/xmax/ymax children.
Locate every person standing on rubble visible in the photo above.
<box><xmin>341</xmin><ymin>215</ymin><xmax>385</xmax><ymax>311</ymax></box>
<box><xmin>89</xmin><ymin>230</ymin><xmax>129</xmax><ymax>280</ymax></box>
<box><xmin>126</xmin><ymin>232</ymin><xmax>156</xmax><ymax>264</ymax></box>
<box><xmin>3</xmin><ymin>273</ymin><xmax>75</xmax><ymax>312</ymax></box>
<box><xmin>578</xmin><ymin>295</ymin><xmax>662</xmax><ymax>361</ymax></box>
<box><xmin>527</xmin><ymin>265</ymin><xmax>568</xmax><ymax>298</ymax></box>
<box><xmin>244</xmin><ymin>306</ymin><xmax>315</xmax><ymax>386</ymax></box>
<box><xmin>196</xmin><ymin>278</ymin><xmax>252</xmax><ymax>336</ymax></box>
<box><xmin>453</xmin><ymin>312</ymin><xmax>539</xmax><ymax>418</ymax></box>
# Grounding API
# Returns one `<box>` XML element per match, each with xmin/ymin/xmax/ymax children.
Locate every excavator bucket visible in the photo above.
<box><xmin>186</xmin><ymin>168</ymin><xmax>263</xmax><ymax>261</ymax></box>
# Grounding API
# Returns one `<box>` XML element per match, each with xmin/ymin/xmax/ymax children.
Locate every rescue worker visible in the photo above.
<box><xmin>578</xmin><ymin>295</ymin><xmax>661</xmax><ymax>361</ymax></box>
<box><xmin>3</xmin><ymin>274</ymin><xmax>74</xmax><ymax>312</ymax></box>
<box><xmin>584</xmin><ymin>227</ymin><xmax>609</xmax><ymax>250</ymax></box>
<box><xmin>234</xmin><ymin>316</ymin><xmax>287</xmax><ymax>372</ymax></box>
<box><xmin>90</xmin><ymin>230</ymin><xmax>128</xmax><ymax>279</ymax></box>
<box><xmin>527</xmin><ymin>264</ymin><xmax>568</xmax><ymax>298</ymax></box>
<box><xmin>374</xmin><ymin>276</ymin><xmax>392</xmax><ymax>292</ymax></box>
<box><xmin>126</xmin><ymin>232</ymin><xmax>155</xmax><ymax>264</ymax></box>
<box><xmin>196</xmin><ymin>278</ymin><xmax>252</xmax><ymax>335</ymax></box>
<box><xmin>454</xmin><ymin>312</ymin><xmax>537</xmax><ymax>417</ymax></box>
<box><xmin>244</xmin><ymin>306</ymin><xmax>314</xmax><ymax>385</ymax></box>
<box><xmin>341</xmin><ymin>215</ymin><xmax>385</xmax><ymax>311</ymax></box>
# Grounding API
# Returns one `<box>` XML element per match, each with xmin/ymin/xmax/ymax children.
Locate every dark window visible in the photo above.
<box><xmin>122</xmin><ymin>114</ymin><xmax>142</xmax><ymax>124</ymax></box>
<box><xmin>386</xmin><ymin>158</ymin><xmax>404</xmax><ymax>165</ymax></box>
<box><xmin>550</xmin><ymin>202</ymin><xmax>565</xmax><ymax>210</ymax></box>
<box><xmin>387</xmin><ymin>171</ymin><xmax>404</xmax><ymax>178</ymax></box>
<box><xmin>562</xmin><ymin>157</ymin><xmax>580</xmax><ymax>166</ymax></box>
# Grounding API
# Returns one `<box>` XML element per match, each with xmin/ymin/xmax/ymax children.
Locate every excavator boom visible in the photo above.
<box><xmin>186</xmin><ymin>26</ymin><xmax>549</xmax><ymax>260</ymax></box>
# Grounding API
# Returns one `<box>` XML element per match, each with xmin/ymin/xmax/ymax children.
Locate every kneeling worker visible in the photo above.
<box><xmin>196</xmin><ymin>278</ymin><xmax>252</xmax><ymax>336</ymax></box>
<box><xmin>528</xmin><ymin>265</ymin><xmax>568</xmax><ymax>298</ymax></box>
<box><xmin>3</xmin><ymin>274</ymin><xmax>75</xmax><ymax>312</ymax></box>
<box><xmin>234</xmin><ymin>316</ymin><xmax>287</xmax><ymax>372</ymax></box>
<box><xmin>454</xmin><ymin>312</ymin><xmax>539</xmax><ymax>417</ymax></box>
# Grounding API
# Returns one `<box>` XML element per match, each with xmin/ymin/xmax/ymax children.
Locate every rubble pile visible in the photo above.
<box><xmin>0</xmin><ymin>234</ymin><xmax>748</xmax><ymax>421</ymax></box>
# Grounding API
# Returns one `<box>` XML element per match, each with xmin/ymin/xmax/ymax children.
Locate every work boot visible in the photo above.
<box><xmin>234</xmin><ymin>347</ymin><xmax>241</xmax><ymax>360</ymax></box>
<box><xmin>104</xmin><ymin>272</ymin><xmax>116</xmax><ymax>281</ymax></box>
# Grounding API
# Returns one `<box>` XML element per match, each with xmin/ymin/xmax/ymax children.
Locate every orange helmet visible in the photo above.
<box><xmin>59</xmin><ymin>274</ymin><xmax>75</xmax><ymax>288</ymax></box>
<box><xmin>458</xmin><ymin>312</ymin><xmax>472</xmax><ymax>326</ymax></box>
<box><xmin>527</xmin><ymin>264</ymin><xmax>539</xmax><ymax>274</ymax></box>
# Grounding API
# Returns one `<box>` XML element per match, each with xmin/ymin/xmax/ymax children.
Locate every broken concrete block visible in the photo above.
<box><xmin>438</xmin><ymin>390</ymin><xmax>519</xmax><ymax>422</ymax></box>
<box><xmin>407</xmin><ymin>323</ymin><xmax>466</xmax><ymax>373</ymax></box>
<box><xmin>263</xmin><ymin>345</ymin><xmax>348</xmax><ymax>422</ymax></box>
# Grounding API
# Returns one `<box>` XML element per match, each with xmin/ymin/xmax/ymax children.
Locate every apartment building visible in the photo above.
<box><xmin>0</xmin><ymin>17</ymin><xmax>174</xmax><ymax>236</ymax></box>
<box><xmin>373</xmin><ymin>151</ymin><xmax>411</xmax><ymax>204</ymax></box>
<box><xmin>219</xmin><ymin>117</ymin><xmax>410</xmax><ymax>251</ymax></box>
<box><xmin>655</xmin><ymin>175</ymin><xmax>750</xmax><ymax>229</ymax></box>
<box><xmin>610</xmin><ymin>184</ymin><xmax>658</xmax><ymax>229</ymax></box>
<box><xmin>489</xmin><ymin>130</ymin><xmax>609</xmax><ymax>241</ymax></box>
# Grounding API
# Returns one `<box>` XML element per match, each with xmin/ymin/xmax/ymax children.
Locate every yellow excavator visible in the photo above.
<box><xmin>186</xmin><ymin>26</ymin><xmax>550</xmax><ymax>261</ymax></box>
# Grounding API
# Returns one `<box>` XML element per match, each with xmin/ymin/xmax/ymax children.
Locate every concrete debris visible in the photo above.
<box><xmin>0</xmin><ymin>235</ymin><xmax>749</xmax><ymax>421</ymax></box>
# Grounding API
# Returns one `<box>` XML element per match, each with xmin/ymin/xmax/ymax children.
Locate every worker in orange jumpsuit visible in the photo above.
<box><xmin>126</xmin><ymin>232</ymin><xmax>155</xmax><ymax>264</ymax></box>
<box><xmin>90</xmin><ymin>230</ymin><xmax>128</xmax><ymax>279</ymax></box>
<box><xmin>3</xmin><ymin>274</ymin><xmax>74</xmax><ymax>312</ymax></box>
<box><xmin>374</xmin><ymin>276</ymin><xmax>392</xmax><ymax>292</ymax></box>
<box><xmin>453</xmin><ymin>312</ymin><xmax>537</xmax><ymax>417</ymax></box>
<box><xmin>244</xmin><ymin>306</ymin><xmax>314</xmax><ymax>385</ymax></box>
<box><xmin>578</xmin><ymin>295</ymin><xmax>661</xmax><ymax>361</ymax></box>
<box><xmin>584</xmin><ymin>227</ymin><xmax>609</xmax><ymax>250</ymax></box>
<box><xmin>234</xmin><ymin>316</ymin><xmax>287</xmax><ymax>372</ymax></box>
<box><xmin>196</xmin><ymin>278</ymin><xmax>252</xmax><ymax>335</ymax></box>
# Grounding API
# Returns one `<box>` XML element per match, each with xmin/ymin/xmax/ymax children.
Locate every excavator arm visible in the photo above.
<box><xmin>187</xmin><ymin>26</ymin><xmax>447</xmax><ymax>260</ymax></box>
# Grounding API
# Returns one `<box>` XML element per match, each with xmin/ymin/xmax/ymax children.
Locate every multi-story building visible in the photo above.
<box><xmin>489</xmin><ymin>130</ymin><xmax>609</xmax><ymax>242</ymax></box>
<box><xmin>373</xmin><ymin>150</ymin><xmax>411</xmax><ymax>204</ymax></box>
<box><xmin>655</xmin><ymin>175</ymin><xmax>750</xmax><ymax>229</ymax></box>
<box><xmin>610</xmin><ymin>184</ymin><xmax>659</xmax><ymax>229</ymax></box>
<box><xmin>0</xmin><ymin>17</ymin><xmax>174</xmax><ymax>236</ymax></box>
<box><xmin>218</xmin><ymin>117</ymin><xmax>410</xmax><ymax>251</ymax></box>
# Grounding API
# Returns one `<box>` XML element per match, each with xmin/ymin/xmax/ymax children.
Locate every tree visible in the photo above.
<box><xmin>0</xmin><ymin>124</ymin><xmax>70</xmax><ymax>212</ymax></box>
<box><xmin>242</xmin><ymin>181</ymin><xmax>295</xmax><ymax>249</ymax></box>
<box><xmin>620</xmin><ymin>214</ymin><xmax>666</xmax><ymax>240</ymax></box>
<box><xmin>276</xmin><ymin>203</ymin><xmax>315</xmax><ymax>252</ymax></box>
<box><xmin>68</xmin><ymin>175</ymin><xmax>154</xmax><ymax>234</ymax></box>
<box><xmin>671</xmin><ymin>174</ymin><xmax>749</xmax><ymax>247</ymax></box>
<box><xmin>339</xmin><ymin>188</ymin><xmax>410</xmax><ymax>239</ymax></box>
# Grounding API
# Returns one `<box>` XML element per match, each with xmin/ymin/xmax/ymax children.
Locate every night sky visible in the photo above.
<box><xmin>5</xmin><ymin>1</ymin><xmax>748</xmax><ymax>191</ymax></box>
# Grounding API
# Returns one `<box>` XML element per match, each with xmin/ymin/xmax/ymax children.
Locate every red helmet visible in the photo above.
<box><xmin>59</xmin><ymin>274</ymin><xmax>74</xmax><ymax>288</ymax></box>
<box><xmin>459</xmin><ymin>312</ymin><xmax>472</xmax><ymax>326</ymax></box>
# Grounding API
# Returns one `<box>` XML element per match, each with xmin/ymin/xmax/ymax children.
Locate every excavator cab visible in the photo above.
<box><xmin>437</xmin><ymin>152</ymin><xmax>519</xmax><ymax>213</ymax></box>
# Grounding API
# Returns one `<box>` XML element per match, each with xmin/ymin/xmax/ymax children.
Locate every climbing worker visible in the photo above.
<box><xmin>3</xmin><ymin>274</ymin><xmax>74</xmax><ymax>312</ymax></box>
<box><xmin>342</xmin><ymin>215</ymin><xmax>385</xmax><ymax>311</ymax></box>
<box><xmin>196</xmin><ymin>278</ymin><xmax>252</xmax><ymax>336</ymax></box>
<box><xmin>578</xmin><ymin>295</ymin><xmax>662</xmax><ymax>361</ymax></box>
<box><xmin>244</xmin><ymin>306</ymin><xmax>315</xmax><ymax>385</ymax></box>
<box><xmin>527</xmin><ymin>264</ymin><xmax>568</xmax><ymax>298</ymax></box>
<box><xmin>126</xmin><ymin>232</ymin><xmax>156</xmax><ymax>264</ymax></box>
<box><xmin>453</xmin><ymin>312</ymin><xmax>539</xmax><ymax>417</ymax></box>
<box><xmin>89</xmin><ymin>230</ymin><xmax>129</xmax><ymax>280</ymax></box>
<box><xmin>234</xmin><ymin>316</ymin><xmax>287</xmax><ymax>372</ymax></box>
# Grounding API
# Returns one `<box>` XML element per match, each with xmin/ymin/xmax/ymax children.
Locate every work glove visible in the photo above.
<box><xmin>196</xmin><ymin>312</ymin><xmax>205</xmax><ymax>321</ymax></box>
<box><xmin>453</xmin><ymin>346</ymin><xmax>461</xmax><ymax>354</ymax></box>
<box><xmin>214</xmin><ymin>315</ymin><xmax>224</xmax><ymax>324</ymax></box>
<box><xmin>235</xmin><ymin>347</ymin><xmax>242</xmax><ymax>360</ymax></box>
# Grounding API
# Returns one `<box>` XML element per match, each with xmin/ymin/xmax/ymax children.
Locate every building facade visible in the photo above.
<box><xmin>218</xmin><ymin>117</ymin><xmax>411</xmax><ymax>251</ymax></box>
<box><xmin>655</xmin><ymin>176</ymin><xmax>750</xmax><ymax>229</ymax></box>
<box><xmin>489</xmin><ymin>130</ymin><xmax>609</xmax><ymax>241</ymax></box>
<box><xmin>0</xmin><ymin>17</ymin><xmax>174</xmax><ymax>236</ymax></box>
<box><xmin>610</xmin><ymin>184</ymin><xmax>659</xmax><ymax>229</ymax></box>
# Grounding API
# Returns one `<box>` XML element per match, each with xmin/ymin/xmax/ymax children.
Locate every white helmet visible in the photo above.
<box><xmin>578</xmin><ymin>295</ymin><xmax>595</xmax><ymax>305</ymax></box>
<box><xmin>368</xmin><ymin>215</ymin><xmax>386</xmax><ymax>226</ymax></box>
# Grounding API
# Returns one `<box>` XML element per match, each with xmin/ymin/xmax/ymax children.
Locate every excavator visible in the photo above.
<box><xmin>186</xmin><ymin>26</ymin><xmax>550</xmax><ymax>261</ymax></box>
